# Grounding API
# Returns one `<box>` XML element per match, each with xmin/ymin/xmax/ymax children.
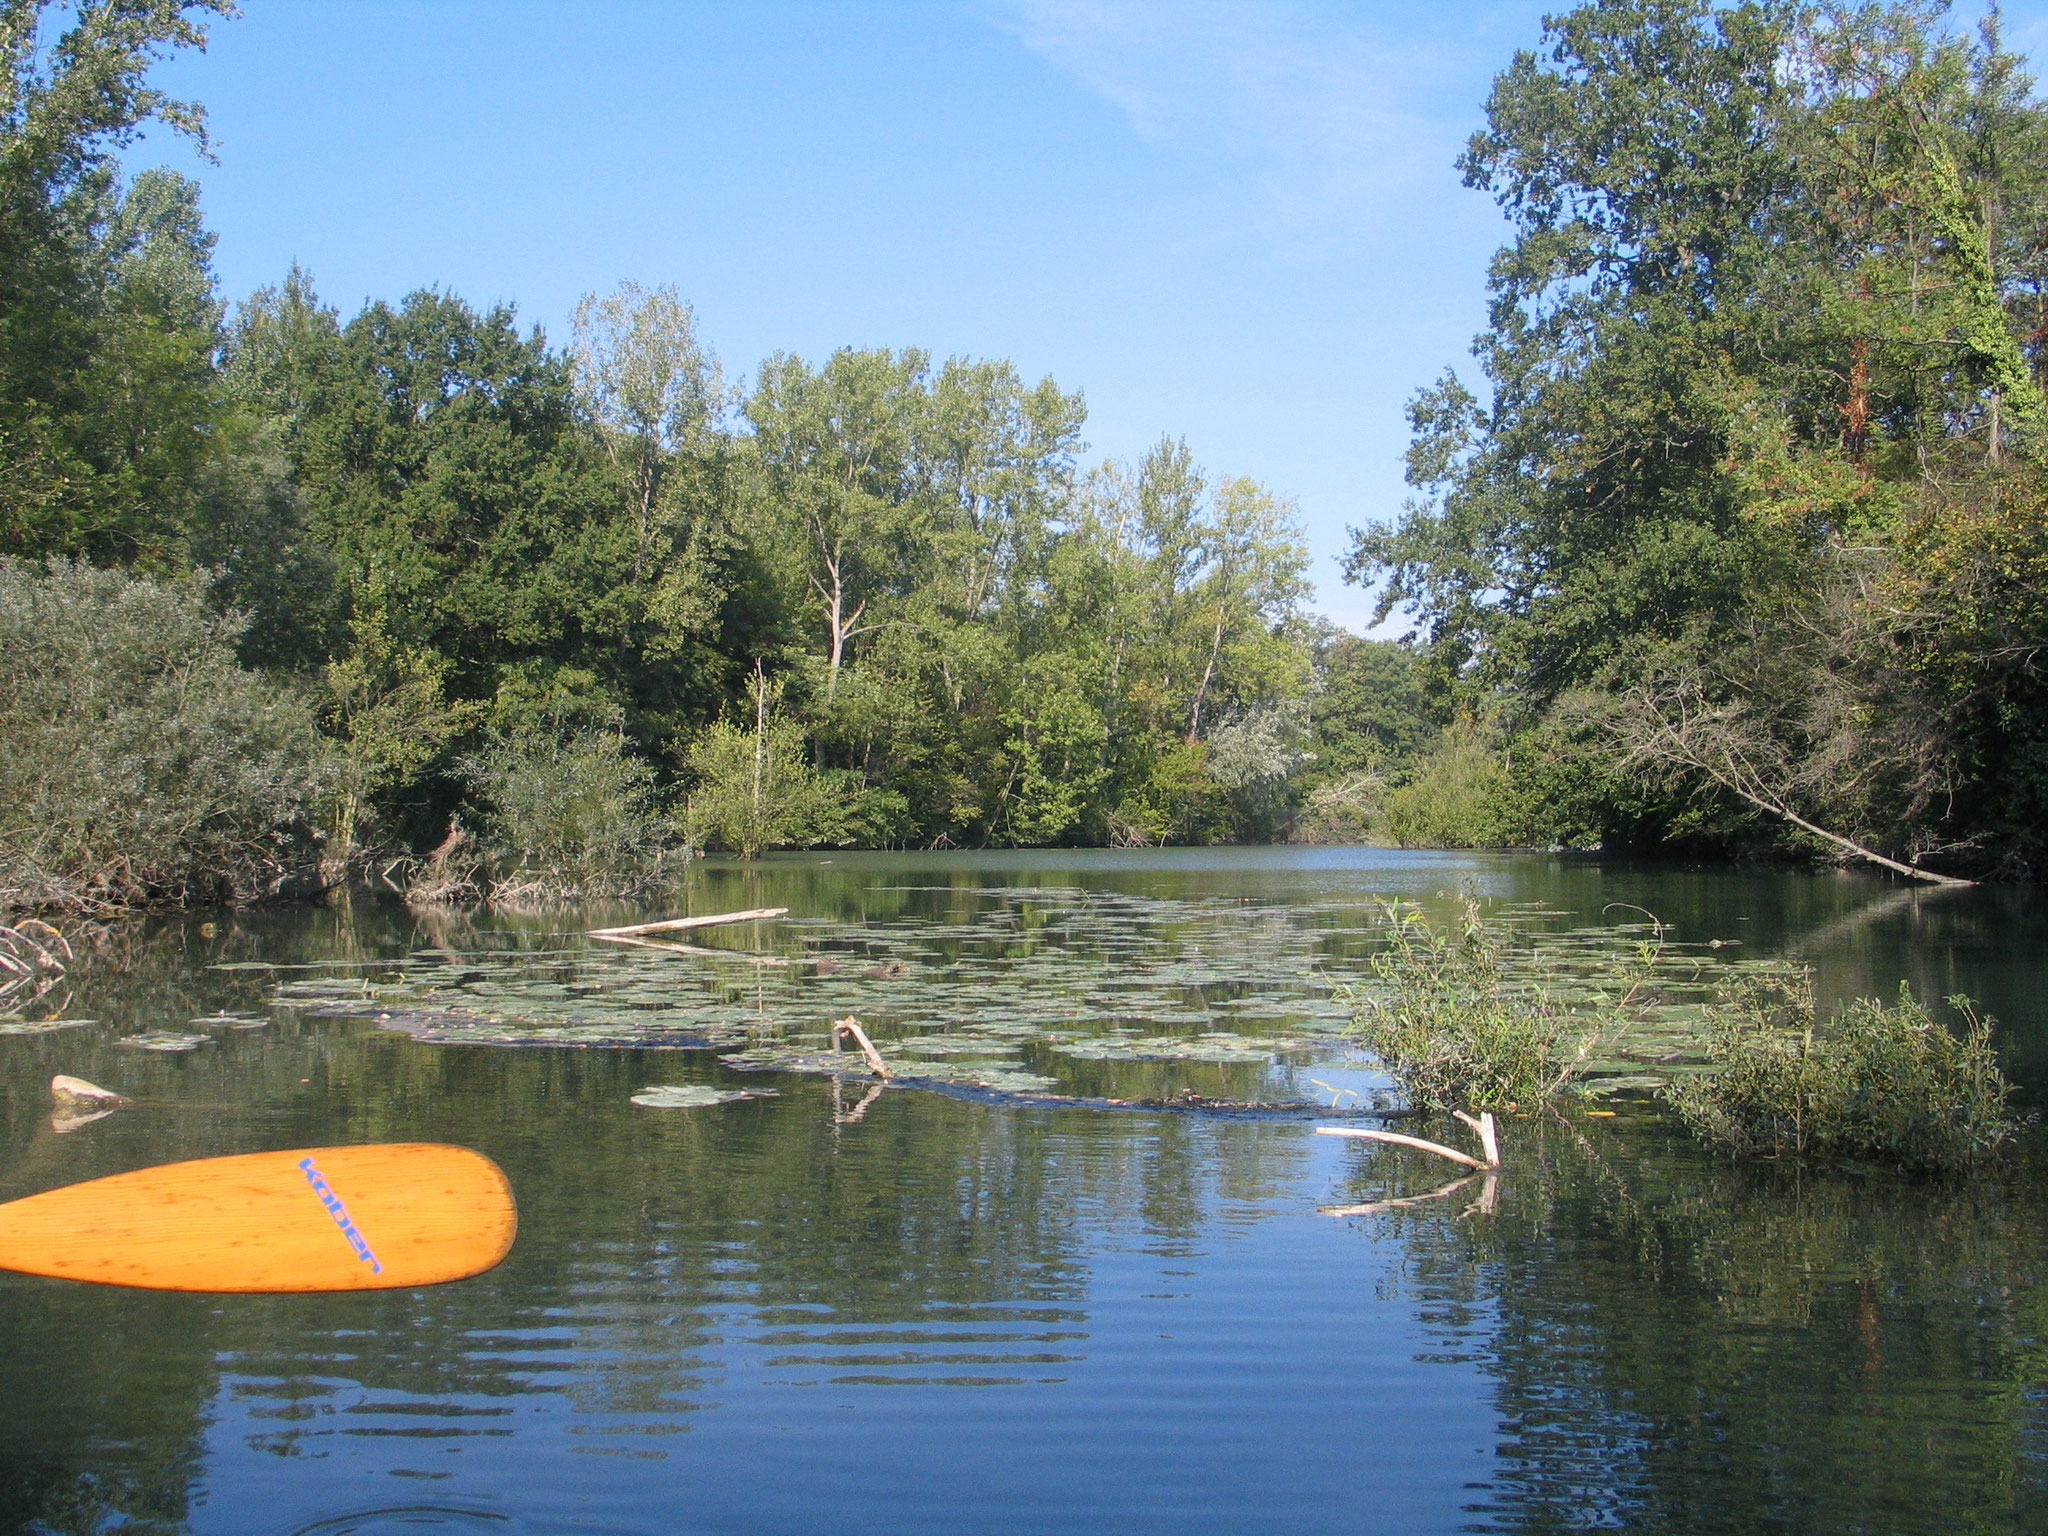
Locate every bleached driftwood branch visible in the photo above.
<box><xmin>831</xmin><ymin>1016</ymin><xmax>892</xmax><ymax>1079</ymax></box>
<box><xmin>1316</xmin><ymin>1111</ymin><xmax>1502</xmax><ymax>1171</ymax></box>
<box><xmin>587</xmin><ymin>933</ymin><xmax>791</xmax><ymax>966</ymax></box>
<box><xmin>1453</xmin><ymin>1109</ymin><xmax>1501</xmax><ymax>1169</ymax></box>
<box><xmin>587</xmin><ymin>907</ymin><xmax>788</xmax><ymax>939</ymax></box>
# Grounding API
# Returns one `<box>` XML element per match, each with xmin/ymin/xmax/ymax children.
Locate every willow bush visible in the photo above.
<box><xmin>1668</xmin><ymin>974</ymin><xmax>2020</xmax><ymax>1172</ymax></box>
<box><xmin>463</xmin><ymin>728</ymin><xmax>685</xmax><ymax>901</ymax></box>
<box><xmin>1349</xmin><ymin>902</ymin><xmax>1655</xmax><ymax>1111</ymax></box>
<box><xmin>0</xmin><ymin>559</ymin><xmax>327</xmax><ymax>912</ymax></box>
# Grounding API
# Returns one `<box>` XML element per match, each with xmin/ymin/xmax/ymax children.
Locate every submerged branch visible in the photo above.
<box><xmin>831</xmin><ymin>1016</ymin><xmax>892</xmax><ymax>1079</ymax></box>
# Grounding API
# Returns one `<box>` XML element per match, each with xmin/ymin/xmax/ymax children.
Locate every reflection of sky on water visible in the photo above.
<box><xmin>7</xmin><ymin>849</ymin><xmax>2048</xmax><ymax>1534</ymax></box>
<box><xmin>187</xmin><ymin>1119</ymin><xmax>1496</xmax><ymax>1536</ymax></box>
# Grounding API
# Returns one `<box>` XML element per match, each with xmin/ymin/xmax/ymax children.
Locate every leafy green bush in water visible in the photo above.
<box><xmin>0</xmin><ymin>559</ymin><xmax>327</xmax><ymax>913</ymax></box>
<box><xmin>1350</xmin><ymin>902</ymin><xmax>1653</xmax><ymax>1111</ymax></box>
<box><xmin>464</xmin><ymin>729</ymin><xmax>683</xmax><ymax>900</ymax></box>
<box><xmin>1668</xmin><ymin>973</ymin><xmax>2020</xmax><ymax>1171</ymax></box>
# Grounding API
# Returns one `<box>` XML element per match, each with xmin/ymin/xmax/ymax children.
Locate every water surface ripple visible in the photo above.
<box><xmin>3</xmin><ymin>848</ymin><xmax>2046</xmax><ymax>1534</ymax></box>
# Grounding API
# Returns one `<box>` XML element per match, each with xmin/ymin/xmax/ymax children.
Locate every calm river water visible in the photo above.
<box><xmin>4</xmin><ymin>848</ymin><xmax>2048</xmax><ymax>1535</ymax></box>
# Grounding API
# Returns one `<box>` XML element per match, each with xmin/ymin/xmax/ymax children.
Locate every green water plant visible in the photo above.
<box><xmin>1349</xmin><ymin>901</ymin><xmax>1657</xmax><ymax>1111</ymax></box>
<box><xmin>1667</xmin><ymin>973</ymin><xmax>2020</xmax><ymax>1172</ymax></box>
<box><xmin>630</xmin><ymin>1085</ymin><xmax>773</xmax><ymax>1109</ymax></box>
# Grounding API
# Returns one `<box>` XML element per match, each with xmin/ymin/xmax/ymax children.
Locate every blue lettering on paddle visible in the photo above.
<box><xmin>298</xmin><ymin>1157</ymin><xmax>383</xmax><ymax>1275</ymax></box>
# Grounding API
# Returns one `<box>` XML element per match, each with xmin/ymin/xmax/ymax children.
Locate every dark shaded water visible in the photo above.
<box><xmin>4</xmin><ymin>849</ymin><xmax>2047</xmax><ymax>1535</ymax></box>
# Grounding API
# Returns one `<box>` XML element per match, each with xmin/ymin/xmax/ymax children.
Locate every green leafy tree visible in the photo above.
<box><xmin>1348</xmin><ymin>0</ymin><xmax>2048</xmax><ymax>874</ymax></box>
<box><xmin>0</xmin><ymin>558</ymin><xmax>326</xmax><ymax>911</ymax></box>
<box><xmin>0</xmin><ymin>0</ymin><xmax>232</xmax><ymax>563</ymax></box>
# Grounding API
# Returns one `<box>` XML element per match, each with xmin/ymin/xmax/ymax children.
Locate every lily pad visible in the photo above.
<box><xmin>236</xmin><ymin>881</ymin><xmax>1771</xmax><ymax>1106</ymax></box>
<box><xmin>631</xmin><ymin>1084</ymin><xmax>775</xmax><ymax>1108</ymax></box>
<box><xmin>1053</xmin><ymin>1033</ymin><xmax>1275</xmax><ymax>1064</ymax></box>
<box><xmin>0</xmin><ymin>1017</ymin><xmax>95</xmax><ymax>1035</ymax></box>
<box><xmin>115</xmin><ymin>1031</ymin><xmax>210</xmax><ymax>1052</ymax></box>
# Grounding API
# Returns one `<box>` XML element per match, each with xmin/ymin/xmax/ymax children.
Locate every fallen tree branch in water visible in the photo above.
<box><xmin>1596</xmin><ymin>670</ymin><xmax>1975</xmax><ymax>886</ymax></box>
<box><xmin>587</xmin><ymin>906</ymin><xmax>788</xmax><ymax>938</ymax></box>
<box><xmin>1316</xmin><ymin>1112</ymin><xmax>1501</xmax><ymax>1172</ymax></box>
<box><xmin>1453</xmin><ymin>1109</ymin><xmax>1502</xmax><ymax>1169</ymax></box>
<box><xmin>1320</xmin><ymin>1174</ymin><xmax>1478</xmax><ymax>1216</ymax></box>
<box><xmin>831</xmin><ymin>1016</ymin><xmax>892</xmax><ymax>1079</ymax></box>
<box><xmin>1316</xmin><ymin>1126</ymin><xmax>1489</xmax><ymax>1169</ymax></box>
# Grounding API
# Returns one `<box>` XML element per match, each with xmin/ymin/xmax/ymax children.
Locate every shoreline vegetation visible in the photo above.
<box><xmin>1350</xmin><ymin>902</ymin><xmax>2023</xmax><ymax>1173</ymax></box>
<box><xmin>7</xmin><ymin>1</ymin><xmax>2048</xmax><ymax>914</ymax></box>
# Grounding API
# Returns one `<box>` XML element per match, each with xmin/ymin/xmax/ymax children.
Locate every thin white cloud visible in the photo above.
<box><xmin>990</xmin><ymin>0</ymin><xmax>1480</xmax><ymax>253</ymax></box>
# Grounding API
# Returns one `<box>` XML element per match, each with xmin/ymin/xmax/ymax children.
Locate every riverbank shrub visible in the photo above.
<box><xmin>1350</xmin><ymin>902</ymin><xmax>1653</xmax><ymax>1110</ymax></box>
<box><xmin>463</xmin><ymin>729</ymin><xmax>685</xmax><ymax>901</ymax></box>
<box><xmin>1667</xmin><ymin>974</ymin><xmax>2020</xmax><ymax>1171</ymax></box>
<box><xmin>677</xmin><ymin>710</ymin><xmax>881</xmax><ymax>857</ymax></box>
<box><xmin>1377</xmin><ymin>723</ymin><xmax>1511</xmax><ymax>848</ymax></box>
<box><xmin>0</xmin><ymin>560</ymin><xmax>327</xmax><ymax>913</ymax></box>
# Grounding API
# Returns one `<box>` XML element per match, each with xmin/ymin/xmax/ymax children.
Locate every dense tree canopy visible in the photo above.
<box><xmin>22</xmin><ymin>0</ymin><xmax>2048</xmax><ymax>903</ymax></box>
<box><xmin>1349</xmin><ymin>0</ymin><xmax>2048</xmax><ymax>878</ymax></box>
<box><xmin>0</xmin><ymin>0</ymin><xmax>1345</xmax><ymax>888</ymax></box>
<box><xmin>0</xmin><ymin>0</ymin><xmax>230</xmax><ymax>564</ymax></box>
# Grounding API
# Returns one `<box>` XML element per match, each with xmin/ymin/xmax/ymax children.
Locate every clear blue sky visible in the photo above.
<box><xmin>125</xmin><ymin>0</ymin><xmax>2048</xmax><ymax>635</ymax></box>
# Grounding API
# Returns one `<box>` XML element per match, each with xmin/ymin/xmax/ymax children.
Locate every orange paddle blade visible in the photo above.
<box><xmin>0</xmin><ymin>1144</ymin><xmax>516</xmax><ymax>1292</ymax></box>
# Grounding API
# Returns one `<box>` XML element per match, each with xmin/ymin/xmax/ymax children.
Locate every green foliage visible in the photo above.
<box><xmin>0</xmin><ymin>559</ymin><xmax>326</xmax><ymax>912</ymax></box>
<box><xmin>677</xmin><ymin>718</ymin><xmax>866</xmax><ymax>858</ymax></box>
<box><xmin>0</xmin><ymin>2</ymin><xmax>231</xmax><ymax>563</ymax></box>
<box><xmin>1349</xmin><ymin>902</ymin><xmax>1650</xmax><ymax>1110</ymax></box>
<box><xmin>995</xmin><ymin>654</ymin><xmax>1109</xmax><ymax>844</ymax></box>
<box><xmin>317</xmin><ymin>614</ymin><xmax>482</xmax><ymax>856</ymax></box>
<box><xmin>1378</xmin><ymin>720</ymin><xmax>1511</xmax><ymax>848</ymax></box>
<box><xmin>1346</xmin><ymin>0</ymin><xmax>2048</xmax><ymax>875</ymax></box>
<box><xmin>463</xmin><ymin>728</ymin><xmax>681</xmax><ymax>900</ymax></box>
<box><xmin>0</xmin><ymin>7</ymin><xmax>1338</xmax><ymax>888</ymax></box>
<box><xmin>677</xmin><ymin>670</ymin><xmax>874</xmax><ymax>857</ymax></box>
<box><xmin>1308</xmin><ymin>634</ymin><xmax>1431</xmax><ymax>776</ymax></box>
<box><xmin>1668</xmin><ymin>973</ymin><xmax>2021</xmax><ymax>1171</ymax></box>
<box><xmin>1292</xmin><ymin>771</ymin><xmax>1384</xmax><ymax>844</ymax></box>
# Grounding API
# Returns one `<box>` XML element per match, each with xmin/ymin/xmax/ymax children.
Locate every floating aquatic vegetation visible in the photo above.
<box><xmin>1053</xmin><ymin>1033</ymin><xmax>1277</xmax><ymax>1064</ymax></box>
<box><xmin>630</xmin><ymin>1085</ymin><xmax>775</xmax><ymax>1108</ymax></box>
<box><xmin>0</xmin><ymin>1017</ymin><xmax>95</xmax><ymax>1035</ymax></box>
<box><xmin>714</xmin><ymin>1039</ymin><xmax>1061</xmax><ymax>1094</ymax></box>
<box><xmin>908</xmin><ymin>1063</ymin><xmax>1061</xmax><ymax>1094</ymax></box>
<box><xmin>893</xmin><ymin>1034</ymin><xmax>1026</xmax><ymax>1058</ymax></box>
<box><xmin>115</xmin><ymin>1031</ymin><xmax>209</xmax><ymax>1052</ymax></box>
<box><xmin>190</xmin><ymin>1013</ymin><xmax>270</xmax><ymax>1030</ymax></box>
<box><xmin>312</xmin><ymin>1002</ymin><xmax>756</xmax><ymax>1051</ymax></box>
<box><xmin>235</xmin><ymin>884</ymin><xmax>1771</xmax><ymax>1106</ymax></box>
<box><xmin>718</xmin><ymin>1044</ymin><xmax>850</xmax><ymax>1074</ymax></box>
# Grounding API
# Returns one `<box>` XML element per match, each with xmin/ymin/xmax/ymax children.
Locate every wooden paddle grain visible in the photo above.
<box><xmin>0</xmin><ymin>1144</ymin><xmax>516</xmax><ymax>1292</ymax></box>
